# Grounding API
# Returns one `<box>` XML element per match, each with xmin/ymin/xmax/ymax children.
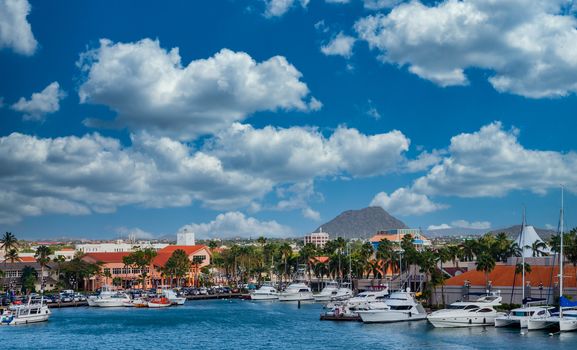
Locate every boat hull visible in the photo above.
<box><xmin>494</xmin><ymin>316</ymin><xmax>526</xmax><ymax>328</ymax></box>
<box><xmin>527</xmin><ymin>318</ymin><xmax>558</xmax><ymax>330</ymax></box>
<box><xmin>427</xmin><ymin>314</ymin><xmax>504</xmax><ymax>328</ymax></box>
<box><xmin>93</xmin><ymin>299</ymin><xmax>128</xmax><ymax>308</ymax></box>
<box><xmin>250</xmin><ymin>294</ymin><xmax>279</xmax><ymax>300</ymax></box>
<box><xmin>559</xmin><ymin>318</ymin><xmax>577</xmax><ymax>332</ymax></box>
<box><xmin>358</xmin><ymin>310</ymin><xmax>427</xmax><ymax>323</ymax></box>
<box><xmin>148</xmin><ymin>302</ymin><xmax>171</xmax><ymax>308</ymax></box>
<box><xmin>278</xmin><ymin>292</ymin><xmax>314</xmax><ymax>302</ymax></box>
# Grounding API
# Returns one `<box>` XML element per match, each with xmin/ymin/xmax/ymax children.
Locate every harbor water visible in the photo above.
<box><xmin>2</xmin><ymin>300</ymin><xmax>576</xmax><ymax>349</ymax></box>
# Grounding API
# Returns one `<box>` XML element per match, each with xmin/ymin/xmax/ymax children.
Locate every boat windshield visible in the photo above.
<box><xmin>448</xmin><ymin>305</ymin><xmax>467</xmax><ymax>309</ymax></box>
<box><xmin>389</xmin><ymin>305</ymin><xmax>413</xmax><ymax>310</ymax></box>
<box><xmin>512</xmin><ymin>311</ymin><xmax>532</xmax><ymax>317</ymax></box>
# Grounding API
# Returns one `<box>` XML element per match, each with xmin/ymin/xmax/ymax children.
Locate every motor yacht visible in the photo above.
<box><xmin>340</xmin><ymin>288</ymin><xmax>389</xmax><ymax>311</ymax></box>
<box><xmin>92</xmin><ymin>292</ymin><xmax>131</xmax><ymax>308</ymax></box>
<box><xmin>1</xmin><ymin>297</ymin><xmax>51</xmax><ymax>325</ymax></box>
<box><xmin>250</xmin><ymin>284</ymin><xmax>279</xmax><ymax>300</ymax></box>
<box><xmin>427</xmin><ymin>293</ymin><xmax>505</xmax><ymax>328</ymax></box>
<box><xmin>313</xmin><ymin>281</ymin><xmax>340</xmax><ymax>302</ymax></box>
<box><xmin>163</xmin><ymin>289</ymin><xmax>186</xmax><ymax>305</ymax></box>
<box><xmin>494</xmin><ymin>305</ymin><xmax>553</xmax><ymax>328</ymax></box>
<box><xmin>278</xmin><ymin>283</ymin><xmax>313</xmax><ymax>301</ymax></box>
<box><xmin>87</xmin><ymin>285</ymin><xmax>117</xmax><ymax>307</ymax></box>
<box><xmin>357</xmin><ymin>290</ymin><xmax>427</xmax><ymax>323</ymax></box>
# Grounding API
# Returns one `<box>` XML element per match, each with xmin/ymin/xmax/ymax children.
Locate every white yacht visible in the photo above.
<box><xmin>87</xmin><ymin>285</ymin><xmax>117</xmax><ymax>307</ymax></box>
<box><xmin>250</xmin><ymin>284</ymin><xmax>279</xmax><ymax>300</ymax></box>
<box><xmin>427</xmin><ymin>294</ymin><xmax>505</xmax><ymax>328</ymax></box>
<box><xmin>558</xmin><ymin>309</ymin><xmax>577</xmax><ymax>332</ymax></box>
<box><xmin>342</xmin><ymin>288</ymin><xmax>389</xmax><ymax>310</ymax></box>
<box><xmin>357</xmin><ymin>290</ymin><xmax>427</xmax><ymax>323</ymax></box>
<box><xmin>278</xmin><ymin>283</ymin><xmax>313</xmax><ymax>301</ymax></box>
<box><xmin>495</xmin><ymin>306</ymin><xmax>553</xmax><ymax>328</ymax></box>
<box><xmin>162</xmin><ymin>289</ymin><xmax>186</xmax><ymax>305</ymax></box>
<box><xmin>313</xmin><ymin>281</ymin><xmax>340</xmax><ymax>302</ymax></box>
<box><xmin>331</xmin><ymin>286</ymin><xmax>354</xmax><ymax>301</ymax></box>
<box><xmin>1</xmin><ymin>297</ymin><xmax>51</xmax><ymax>325</ymax></box>
<box><xmin>92</xmin><ymin>292</ymin><xmax>131</xmax><ymax>307</ymax></box>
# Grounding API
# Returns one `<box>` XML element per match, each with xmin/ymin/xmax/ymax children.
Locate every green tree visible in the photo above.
<box><xmin>164</xmin><ymin>249</ymin><xmax>192</xmax><ymax>287</ymax></box>
<box><xmin>20</xmin><ymin>265</ymin><xmax>37</xmax><ymax>294</ymax></box>
<box><xmin>298</xmin><ymin>243</ymin><xmax>318</xmax><ymax>282</ymax></box>
<box><xmin>1</xmin><ymin>232</ymin><xmax>19</xmax><ymax>257</ymax></box>
<box><xmin>34</xmin><ymin>245</ymin><xmax>51</xmax><ymax>293</ymax></box>
<box><xmin>526</xmin><ymin>240</ymin><xmax>549</xmax><ymax>257</ymax></box>
<box><xmin>476</xmin><ymin>253</ymin><xmax>496</xmax><ymax>289</ymax></box>
<box><xmin>123</xmin><ymin>248</ymin><xmax>158</xmax><ymax>289</ymax></box>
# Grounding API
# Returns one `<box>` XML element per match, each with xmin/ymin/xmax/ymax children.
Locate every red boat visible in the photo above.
<box><xmin>147</xmin><ymin>297</ymin><xmax>171</xmax><ymax>308</ymax></box>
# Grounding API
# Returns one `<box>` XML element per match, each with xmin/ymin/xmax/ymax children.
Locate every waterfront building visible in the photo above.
<box><xmin>435</xmin><ymin>265</ymin><xmax>577</xmax><ymax>305</ymax></box>
<box><xmin>514</xmin><ymin>225</ymin><xmax>551</xmax><ymax>257</ymax></box>
<box><xmin>0</xmin><ymin>262</ymin><xmax>59</xmax><ymax>291</ymax></box>
<box><xmin>76</xmin><ymin>239</ymin><xmax>169</xmax><ymax>253</ymax></box>
<box><xmin>82</xmin><ymin>244</ymin><xmax>211</xmax><ymax>290</ymax></box>
<box><xmin>369</xmin><ymin>228</ymin><xmax>432</xmax><ymax>251</ymax></box>
<box><xmin>304</xmin><ymin>229</ymin><xmax>330</xmax><ymax>248</ymax></box>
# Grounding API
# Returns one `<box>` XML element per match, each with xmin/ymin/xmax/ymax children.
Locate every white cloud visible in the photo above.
<box><xmin>363</xmin><ymin>0</ymin><xmax>404</xmax><ymax>10</ymax></box>
<box><xmin>206</xmin><ymin>123</ymin><xmax>410</xmax><ymax>181</ymax></box>
<box><xmin>78</xmin><ymin>38</ymin><xmax>319</xmax><ymax>140</ymax></box>
<box><xmin>427</xmin><ymin>223</ymin><xmax>451</xmax><ymax>230</ymax></box>
<box><xmin>370</xmin><ymin>187</ymin><xmax>447</xmax><ymax>216</ymax></box>
<box><xmin>412</xmin><ymin>122</ymin><xmax>577</xmax><ymax>197</ymax></box>
<box><xmin>116</xmin><ymin>226</ymin><xmax>155</xmax><ymax>239</ymax></box>
<box><xmin>0</xmin><ymin>132</ymin><xmax>272</xmax><ymax>224</ymax></box>
<box><xmin>326</xmin><ymin>0</ymin><xmax>351</xmax><ymax>5</ymax></box>
<box><xmin>302</xmin><ymin>207</ymin><xmax>321</xmax><ymax>221</ymax></box>
<box><xmin>451</xmin><ymin>219</ymin><xmax>491</xmax><ymax>230</ymax></box>
<box><xmin>405</xmin><ymin>149</ymin><xmax>443</xmax><ymax>172</ymax></box>
<box><xmin>264</xmin><ymin>0</ymin><xmax>309</xmax><ymax>18</ymax></box>
<box><xmin>11</xmin><ymin>82</ymin><xmax>66</xmax><ymax>121</ymax></box>
<box><xmin>544</xmin><ymin>223</ymin><xmax>555</xmax><ymax>230</ymax></box>
<box><xmin>179</xmin><ymin>211</ymin><xmax>293</xmax><ymax>239</ymax></box>
<box><xmin>321</xmin><ymin>32</ymin><xmax>356</xmax><ymax>58</ymax></box>
<box><xmin>0</xmin><ymin>0</ymin><xmax>37</xmax><ymax>55</ymax></box>
<box><xmin>355</xmin><ymin>0</ymin><xmax>577</xmax><ymax>98</ymax></box>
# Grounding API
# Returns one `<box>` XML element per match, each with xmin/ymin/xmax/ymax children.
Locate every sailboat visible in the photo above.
<box><xmin>495</xmin><ymin>209</ymin><xmax>554</xmax><ymax>328</ymax></box>
<box><xmin>527</xmin><ymin>187</ymin><xmax>577</xmax><ymax>331</ymax></box>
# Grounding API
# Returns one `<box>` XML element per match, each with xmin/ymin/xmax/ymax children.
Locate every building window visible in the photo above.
<box><xmin>112</xmin><ymin>268</ymin><xmax>122</xmax><ymax>275</ymax></box>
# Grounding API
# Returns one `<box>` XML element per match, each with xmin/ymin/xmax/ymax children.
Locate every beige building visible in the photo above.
<box><xmin>304</xmin><ymin>230</ymin><xmax>330</xmax><ymax>248</ymax></box>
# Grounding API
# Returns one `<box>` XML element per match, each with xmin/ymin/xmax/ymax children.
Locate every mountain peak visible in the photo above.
<box><xmin>313</xmin><ymin>206</ymin><xmax>408</xmax><ymax>239</ymax></box>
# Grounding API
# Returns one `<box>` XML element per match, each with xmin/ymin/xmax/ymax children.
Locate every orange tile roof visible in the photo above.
<box><xmin>370</xmin><ymin>234</ymin><xmax>402</xmax><ymax>243</ymax></box>
<box><xmin>445</xmin><ymin>265</ymin><xmax>577</xmax><ymax>288</ymax></box>
<box><xmin>153</xmin><ymin>245</ymin><xmax>210</xmax><ymax>267</ymax></box>
<box><xmin>311</xmin><ymin>256</ymin><xmax>329</xmax><ymax>263</ymax></box>
<box><xmin>82</xmin><ymin>252</ymin><xmax>131</xmax><ymax>264</ymax></box>
<box><xmin>158</xmin><ymin>245</ymin><xmax>209</xmax><ymax>256</ymax></box>
<box><xmin>59</xmin><ymin>248</ymin><xmax>75</xmax><ymax>251</ymax></box>
<box><xmin>19</xmin><ymin>256</ymin><xmax>36</xmax><ymax>262</ymax></box>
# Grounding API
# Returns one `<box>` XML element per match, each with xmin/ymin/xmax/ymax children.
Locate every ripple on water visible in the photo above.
<box><xmin>2</xmin><ymin>300</ymin><xmax>577</xmax><ymax>349</ymax></box>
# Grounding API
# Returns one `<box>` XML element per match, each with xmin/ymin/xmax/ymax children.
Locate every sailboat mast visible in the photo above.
<box><xmin>521</xmin><ymin>207</ymin><xmax>526</xmax><ymax>302</ymax></box>
<box><xmin>560</xmin><ymin>186</ymin><xmax>564</xmax><ymax>317</ymax></box>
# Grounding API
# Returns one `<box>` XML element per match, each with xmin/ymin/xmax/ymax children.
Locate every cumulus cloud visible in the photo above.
<box><xmin>0</xmin><ymin>0</ymin><xmax>37</xmax><ymax>55</ymax></box>
<box><xmin>412</xmin><ymin>122</ymin><xmax>577</xmax><ymax>197</ymax></box>
<box><xmin>78</xmin><ymin>38</ymin><xmax>319</xmax><ymax>139</ymax></box>
<box><xmin>451</xmin><ymin>219</ymin><xmax>491</xmax><ymax>230</ymax></box>
<box><xmin>205</xmin><ymin>123</ymin><xmax>410</xmax><ymax>181</ymax></box>
<box><xmin>321</xmin><ymin>32</ymin><xmax>356</xmax><ymax>58</ymax></box>
<box><xmin>11</xmin><ymin>82</ymin><xmax>66</xmax><ymax>121</ymax></box>
<box><xmin>116</xmin><ymin>226</ymin><xmax>155</xmax><ymax>239</ymax></box>
<box><xmin>178</xmin><ymin>211</ymin><xmax>294</xmax><ymax>239</ymax></box>
<box><xmin>427</xmin><ymin>223</ymin><xmax>452</xmax><ymax>230</ymax></box>
<box><xmin>370</xmin><ymin>187</ymin><xmax>447</xmax><ymax>216</ymax></box>
<box><xmin>363</xmin><ymin>0</ymin><xmax>404</xmax><ymax>10</ymax></box>
<box><xmin>0</xmin><ymin>132</ymin><xmax>272</xmax><ymax>224</ymax></box>
<box><xmin>355</xmin><ymin>0</ymin><xmax>577</xmax><ymax>98</ymax></box>
<box><xmin>264</xmin><ymin>0</ymin><xmax>309</xmax><ymax>18</ymax></box>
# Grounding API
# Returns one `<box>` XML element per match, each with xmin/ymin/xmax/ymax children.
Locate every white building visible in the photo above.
<box><xmin>177</xmin><ymin>229</ymin><xmax>196</xmax><ymax>246</ymax></box>
<box><xmin>76</xmin><ymin>240</ymin><xmax>168</xmax><ymax>253</ymax></box>
<box><xmin>514</xmin><ymin>225</ymin><xmax>551</xmax><ymax>258</ymax></box>
<box><xmin>304</xmin><ymin>229</ymin><xmax>330</xmax><ymax>248</ymax></box>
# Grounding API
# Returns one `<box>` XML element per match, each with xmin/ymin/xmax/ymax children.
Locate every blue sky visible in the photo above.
<box><xmin>1</xmin><ymin>0</ymin><xmax>577</xmax><ymax>240</ymax></box>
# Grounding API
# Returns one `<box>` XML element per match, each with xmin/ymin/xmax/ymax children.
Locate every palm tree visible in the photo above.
<box><xmin>298</xmin><ymin>243</ymin><xmax>317</xmax><ymax>282</ymax></box>
<box><xmin>34</xmin><ymin>245</ymin><xmax>51</xmax><ymax>293</ymax></box>
<box><xmin>459</xmin><ymin>239</ymin><xmax>477</xmax><ymax>262</ymax></box>
<box><xmin>436</xmin><ymin>247</ymin><xmax>451</xmax><ymax>306</ymax></box>
<box><xmin>476</xmin><ymin>253</ymin><xmax>496</xmax><ymax>290</ymax></box>
<box><xmin>5</xmin><ymin>248</ymin><xmax>19</xmax><ymax>263</ymax></box>
<box><xmin>1</xmin><ymin>232</ymin><xmax>18</xmax><ymax>257</ymax></box>
<box><xmin>279</xmin><ymin>243</ymin><xmax>292</xmax><ymax>283</ymax></box>
<box><xmin>526</xmin><ymin>240</ymin><xmax>549</xmax><ymax>257</ymax></box>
